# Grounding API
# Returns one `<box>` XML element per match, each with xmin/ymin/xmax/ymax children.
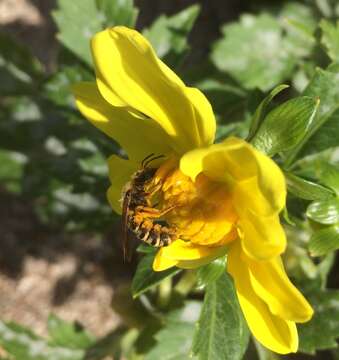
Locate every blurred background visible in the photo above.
<box><xmin>1</xmin><ymin>0</ymin><xmax>339</xmax><ymax>359</ymax></box>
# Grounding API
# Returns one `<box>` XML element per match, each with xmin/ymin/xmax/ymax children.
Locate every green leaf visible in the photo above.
<box><xmin>192</xmin><ymin>273</ymin><xmax>249</xmax><ymax>360</ymax></box>
<box><xmin>0</xmin><ymin>321</ymin><xmax>85</xmax><ymax>360</ymax></box>
<box><xmin>309</xmin><ymin>225</ymin><xmax>339</xmax><ymax>256</ymax></box>
<box><xmin>285</xmin><ymin>172</ymin><xmax>335</xmax><ymax>201</ymax></box>
<box><xmin>0</xmin><ymin>150</ymin><xmax>25</xmax><ymax>193</ymax></box>
<box><xmin>145</xmin><ymin>301</ymin><xmax>201</xmax><ymax>360</ymax></box>
<box><xmin>44</xmin><ymin>66</ymin><xmax>93</xmax><ymax>106</ymax></box>
<box><xmin>317</xmin><ymin>163</ymin><xmax>339</xmax><ymax>195</ymax></box>
<box><xmin>48</xmin><ymin>314</ymin><xmax>95</xmax><ymax>350</ymax></box>
<box><xmin>131</xmin><ymin>252</ymin><xmax>180</xmax><ymax>298</ymax></box>
<box><xmin>211</xmin><ymin>13</ymin><xmax>296</xmax><ymax>91</ymax></box>
<box><xmin>315</xmin><ymin>0</ymin><xmax>333</xmax><ymax>17</ymax></box>
<box><xmin>196</xmin><ymin>256</ymin><xmax>227</xmax><ymax>289</ymax></box>
<box><xmin>0</xmin><ymin>32</ymin><xmax>42</xmax><ymax>78</ymax></box>
<box><xmin>136</xmin><ymin>243</ymin><xmax>157</xmax><ymax>254</ymax></box>
<box><xmin>286</xmin><ymin>68</ymin><xmax>339</xmax><ymax>163</ymax></box>
<box><xmin>143</xmin><ymin>5</ymin><xmax>200</xmax><ymax>63</ymax></box>
<box><xmin>96</xmin><ymin>0</ymin><xmax>138</xmax><ymax>28</ymax></box>
<box><xmin>307</xmin><ymin>198</ymin><xmax>339</xmax><ymax>224</ymax></box>
<box><xmin>0</xmin><ymin>33</ymin><xmax>42</xmax><ymax>95</ymax></box>
<box><xmin>299</xmin><ymin>289</ymin><xmax>339</xmax><ymax>353</ymax></box>
<box><xmin>279</xmin><ymin>2</ymin><xmax>316</xmax><ymax>56</ymax></box>
<box><xmin>53</xmin><ymin>0</ymin><xmax>103</xmax><ymax>66</ymax></box>
<box><xmin>251</xmin><ymin>96</ymin><xmax>319</xmax><ymax>156</ymax></box>
<box><xmin>247</xmin><ymin>84</ymin><xmax>289</xmax><ymax>141</ymax></box>
<box><xmin>320</xmin><ymin>19</ymin><xmax>339</xmax><ymax>61</ymax></box>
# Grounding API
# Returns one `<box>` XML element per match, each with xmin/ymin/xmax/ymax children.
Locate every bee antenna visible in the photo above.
<box><xmin>144</xmin><ymin>154</ymin><xmax>165</xmax><ymax>168</ymax></box>
<box><xmin>141</xmin><ymin>153</ymin><xmax>155</xmax><ymax>168</ymax></box>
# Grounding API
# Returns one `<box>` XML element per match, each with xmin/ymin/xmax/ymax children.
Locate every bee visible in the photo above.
<box><xmin>121</xmin><ymin>154</ymin><xmax>177</xmax><ymax>260</ymax></box>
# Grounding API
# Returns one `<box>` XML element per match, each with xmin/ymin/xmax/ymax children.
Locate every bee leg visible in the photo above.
<box><xmin>153</xmin><ymin>158</ymin><xmax>177</xmax><ymax>186</ymax></box>
<box><xmin>135</xmin><ymin>205</ymin><xmax>177</xmax><ymax>219</ymax></box>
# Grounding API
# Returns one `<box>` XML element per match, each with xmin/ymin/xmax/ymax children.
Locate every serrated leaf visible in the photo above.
<box><xmin>247</xmin><ymin>84</ymin><xmax>289</xmax><ymax>141</ymax></box>
<box><xmin>53</xmin><ymin>0</ymin><xmax>103</xmax><ymax>66</ymax></box>
<box><xmin>307</xmin><ymin>198</ymin><xmax>339</xmax><ymax>224</ymax></box>
<box><xmin>309</xmin><ymin>225</ymin><xmax>339</xmax><ymax>256</ymax></box>
<box><xmin>320</xmin><ymin>19</ymin><xmax>339</xmax><ymax>61</ymax></box>
<box><xmin>279</xmin><ymin>2</ymin><xmax>316</xmax><ymax>56</ymax></box>
<box><xmin>211</xmin><ymin>13</ymin><xmax>296</xmax><ymax>91</ymax></box>
<box><xmin>131</xmin><ymin>252</ymin><xmax>180</xmax><ymax>298</ymax></box>
<box><xmin>251</xmin><ymin>96</ymin><xmax>319</xmax><ymax>156</ymax></box>
<box><xmin>196</xmin><ymin>256</ymin><xmax>227</xmax><ymax>289</ymax></box>
<box><xmin>143</xmin><ymin>5</ymin><xmax>200</xmax><ymax>63</ymax></box>
<box><xmin>192</xmin><ymin>273</ymin><xmax>249</xmax><ymax>360</ymax></box>
<box><xmin>145</xmin><ymin>301</ymin><xmax>201</xmax><ymax>360</ymax></box>
<box><xmin>285</xmin><ymin>172</ymin><xmax>335</xmax><ymax>201</ymax></box>
<box><xmin>0</xmin><ymin>321</ymin><xmax>85</xmax><ymax>360</ymax></box>
<box><xmin>96</xmin><ymin>0</ymin><xmax>138</xmax><ymax>28</ymax></box>
<box><xmin>299</xmin><ymin>289</ymin><xmax>339</xmax><ymax>353</ymax></box>
<box><xmin>48</xmin><ymin>314</ymin><xmax>95</xmax><ymax>350</ymax></box>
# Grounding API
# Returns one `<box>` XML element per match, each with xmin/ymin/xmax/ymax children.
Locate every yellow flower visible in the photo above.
<box><xmin>72</xmin><ymin>26</ymin><xmax>313</xmax><ymax>354</ymax></box>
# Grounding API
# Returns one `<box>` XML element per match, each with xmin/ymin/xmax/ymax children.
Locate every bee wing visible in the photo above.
<box><xmin>122</xmin><ymin>189</ymin><xmax>132</xmax><ymax>261</ymax></box>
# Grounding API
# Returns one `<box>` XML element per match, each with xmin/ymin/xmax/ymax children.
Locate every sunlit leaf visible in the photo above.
<box><xmin>96</xmin><ymin>0</ymin><xmax>138</xmax><ymax>28</ymax></box>
<box><xmin>317</xmin><ymin>163</ymin><xmax>339</xmax><ymax>195</ymax></box>
<box><xmin>299</xmin><ymin>289</ymin><xmax>339</xmax><ymax>353</ymax></box>
<box><xmin>145</xmin><ymin>301</ymin><xmax>201</xmax><ymax>360</ymax></box>
<box><xmin>192</xmin><ymin>273</ymin><xmax>249</xmax><ymax>360</ymax></box>
<box><xmin>309</xmin><ymin>225</ymin><xmax>339</xmax><ymax>256</ymax></box>
<box><xmin>53</xmin><ymin>0</ymin><xmax>103</xmax><ymax>66</ymax></box>
<box><xmin>279</xmin><ymin>2</ymin><xmax>316</xmax><ymax>56</ymax></box>
<box><xmin>48</xmin><ymin>314</ymin><xmax>95</xmax><ymax>350</ymax></box>
<box><xmin>320</xmin><ymin>19</ymin><xmax>339</xmax><ymax>61</ymax></box>
<box><xmin>196</xmin><ymin>256</ymin><xmax>227</xmax><ymax>289</ymax></box>
<box><xmin>211</xmin><ymin>13</ymin><xmax>296</xmax><ymax>91</ymax></box>
<box><xmin>307</xmin><ymin>198</ymin><xmax>339</xmax><ymax>224</ymax></box>
<box><xmin>143</xmin><ymin>4</ymin><xmax>200</xmax><ymax>65</ymax></box>
<box><xmin>251</xmin><ymin>96</ymin><xmax>319</xmax><ymax>156</ymax></box>
<box><xmin>285</xmin><ymin>172</ymin><xmax>335</xmax><ymax>201</ymax></box>
<box><xmin>285</xmin><ymin>68</ymin><xmax>339</xmax><ymax>164</ymax></box>
<box><xmin>247</xmin><ymin>84</ymin><xmax>289</xmax><ymax>140</ymax></box>
<box><xmin>0</xmin><ymin>321</ymin><xmax>85</xmax><ymax>360</ymax></box>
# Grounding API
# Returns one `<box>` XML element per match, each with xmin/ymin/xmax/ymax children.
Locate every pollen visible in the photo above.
<box><xmin>151</xmin><ymin>159</ymin><xmax>239</xmax><ymax>247</ymax></box>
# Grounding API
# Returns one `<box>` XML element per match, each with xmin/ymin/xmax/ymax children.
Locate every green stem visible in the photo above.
<box><xmin>253</xmin><ymin>338</ymin><xmax>280</xmax><ymax>360</ymax></box>
<box><xmin>174</xmin><ymin>270</ymin><xmax>196</xmax><ymax>297</ymax></box>
<box><xmin>157</xmin><ymin>276</ymin><xmax>172</xmax><ymax>309</ymax></box>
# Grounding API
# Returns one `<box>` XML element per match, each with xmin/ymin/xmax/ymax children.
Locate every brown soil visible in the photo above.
<box><xmin>0</xmin><ymin>188</ymin><xmax>124</xmax><ymax>337</ymax></box>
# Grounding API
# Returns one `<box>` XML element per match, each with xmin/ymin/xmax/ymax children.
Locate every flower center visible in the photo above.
<box><xmin>146</xmin><ymin>158</ymin><xmax>239</xmax><ymax>247</ymax></box>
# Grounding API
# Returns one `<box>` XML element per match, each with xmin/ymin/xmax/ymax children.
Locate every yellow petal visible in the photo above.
<box><xmin>180</xmin><ymin>138</ymin><xmax>254</xmax><ymax>183</ymax></box>
<box><xmin>184</xmin><ymin>87</ymin><xmax>216</xmax><ymax>149</ymax></box>
<box><xmin>153</xmin><ymin>252</ymin><xmax>178</xmax><ymax>271</ymax></box>
<box><xmin>181</xmin><ymin>137</ymin><xmax>285</xmax><ymax>215</ymax></box>
<box><xmin>238</xmin><ymin>210</ymin><xmax>286</xmax><ymax>260</ymax></box>
<box><xmin>180</xmin><ymin>137</ymin><xmax>287</xmax><ymax>260</ymax></box>
<box><xmin>253</xmin><ymin>150</ymin><xmax>286</xmax><ymax>214</ymax></box>
<box><xmin>245</xmin><ymin>255</ymin><xmax>313</xmax><ymax>323</ymax></box>
<box><xmin>91</xmin><ymin>27</ymin><xmax>215</xmax><ymax>153</ymax></box>
<box><xmin>228</xmin><ymin>242</ymin><xmax>298</xmax><ymax>354</ymax></box>
<box><xmin>106</xmin><ymin>155</ymin><xmax>138</xmax><ymax>214</ymax></box>
<box><xmin>72</xmin><ymin>82</ymin><xmax>171</xmax><ymax>162</ymax></box>
<box><xmin>153</xmin><ymin>240</ymin><xmax>227</xmax><ymax>271</ymax></box>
